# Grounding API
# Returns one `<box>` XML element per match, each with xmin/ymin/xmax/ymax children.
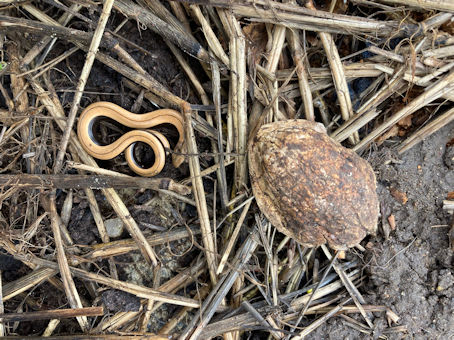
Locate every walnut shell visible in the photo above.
<box><xmin>248</xmin><ymin>120</ymin><xmax>379</xmax><ymax>250</ymax></box>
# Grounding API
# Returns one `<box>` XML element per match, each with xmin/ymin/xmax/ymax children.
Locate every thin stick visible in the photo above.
<box><xmin>84</xmin><ymin>188</ymin><xmax>118</xmax><ymax>279</ymax></box>
<box><xmin>84</xmin><ymin>226</ymin><xmax>200</xmax><ymax>259</ymax></box>
<box><xmin>0</xmin><ymin>174</ymin><xmax>191</xmax><ymax>194</ymax></box>
<box><xmin>354</xmin><ymin>70</ymin><xmax>454</xmax><ymax>151</ymax></box>
<box><xmin>190</xmin><ymin>4</ymin><xmax>229</xmax><ymax>65</ymax></box>
<box><xmin>20</xmin><ymin>3</ymin><xmax>83</xmax><ymax>67</ymax></box>
<box><xmin>0</xmin><ymin>270</ymin><xmax>3</xmax><ymax>337</ymax></box>
<box><xmin>48</xmin><ymin>193</ymin><xmax>89</xmax><ymax>331</ymax></box>
<box><xmin>306</xmin><ymin>0</ymin><xmax>357</xmax><ymax>143</ymax></box>
<box><xmin>399</xmin><ymin>106</ymin><xmax>454</xmax><ymax>153</ymax></box>
<box><xmin>212</xmin><ymin>59</ymin><xmax>229</xmax><ymax>208</ymax></box>
<box><xmin>54</xmin><ymin>0</ymin><xmax>115</xmax><ymax>173</ymax></box>
<box><xmin>321</xmin><ymin>245</ymin><xmax>373</xmax><ymax>328</ymax></box>
<box><xmin>2</xmin><ymin>267</ymin><xmax>57</xmax><ymax>301</ymax></box>
<box><xmin>287</xmin><ymin>29</ymin><xmax>314</xmax><ymax>121</ymax></box>
<box><xmin>291</xmin><ymin>298</ymin><xmax>352</xmax><ymax>339</ymax></box>
<box><xmin>179</xmin><ymin>229</ymin><xmax>259</xmax><ymax>340</ymax></box>
<box><xmin>114</xmin><ymin>0</ymin><xmax>210</xmax><ymax>62</ymax></box>
<box><xmin>217</xmin><ymin>198</ymin><xmax>253</xmax><ymax>274</ymax></box>
<box><xmin>0</xmin><ymin>307</ymin><xmax>104</xmax><ymax>323</ymax></box>
<box><xmin>374</xmin><ymin>0</ymin><xmax>454</xmax><ymax>12</ymax></box>
<box><xmin>183</xmin><ymin>103</ymin><xmax>218</xmax><ymax>285</ymax></box>
<box><xmin>12</xmin><ymin>254</ymin><xmax>200</xmax><ymax>308</ymax></box>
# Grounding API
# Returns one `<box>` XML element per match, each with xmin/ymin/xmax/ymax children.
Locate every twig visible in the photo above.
<box><xmin>114</xmin><ymin>0</ymin><xmax>210</xmax><ymax>63</ymax></box>
<box><xmin>373</xmin><ymin>0</ymin><xmax>454</xmax><ymax>12</ymax></box>
<box><xmin>84</xmin><ymin>226</ymin><xmax>200</xmax><ymax>259</ymax></box>
<box><xmin>183</xmin><ymin>103</ymin><xmax>218</xmax><ymax>285</ymax></box>
<box><xmin>291</xmin><ymin>298</ymin><xmax>352</xmax><ymax>339</ymax></box>
<box><xmin>354</xmin><ymin>70</ymin><xmax>454</xmax><ymax>151</ymax></box>
<box><xmin>179</xmin><ymin>229</ymin><xmax>259</xmax><ymax>340</ymax></box>
<box><xmin>306</xmin><ymin>0</ymin><xmax>357</xmax><ymax>144</ymax></box>
<box><xmin>212</xmin><ymin>58</ymin><xmax>229</xmax><ymax>208</ymax></box>
<box><xmin>84</xmin><ymin>188</ymin><xmax>118</xmax><ymax>279</ymax></box>
<box><xmin>287</xmin><ymin>29</ymin><xmax>314</xmax><ymax>121</ymax></box>
<box><xmin>399</xmin><ymin>106</ymin><xmax>454</xmax><ymax>153</ymax></box>
<box><xmin>321</xmin><ymin>245</ymin><xmax>373</xmax><ymax>328</ymax></box>
<box><xmin>0</xmin><ymin>307</ymin><xmax>104</xmax><ymax>323</ymax></box>
<box><xmin>192</xmin><ymin>0</ymin><xmax>418</xmax><ymax>37</ymax></box>
<box><xmin>0</xmin><ymin>174</ymin><xmax>191</xmax><ymax>194</ymax></box>
<box><xmin>48</xmin><ymin>193</ymin><xmax>89</xmax><ymax>331</ymax></box>
<box><xmin>12</xmin><ymin>253</ymin><xmax>200</xmax><ymax>308</ymax></box>
<box><xmin>2</xmin><ymin>267</ymin><xmax>57</xmax><ymax>301</ymax></box>
<box><xmin>217</xmin><ymin>198</ymin><xmax>253</xmax><ymax>274</ymax></box>
<box><xmin>54</xmin><ymin>0</ymin><xmax>115</xmax><ymax>173</ymax></box>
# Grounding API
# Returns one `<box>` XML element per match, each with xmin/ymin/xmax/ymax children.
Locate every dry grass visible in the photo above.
<box><xmin>0</xmin><ymin>0</ymin><xmax>452</xmax><ymax>338</ymax></box>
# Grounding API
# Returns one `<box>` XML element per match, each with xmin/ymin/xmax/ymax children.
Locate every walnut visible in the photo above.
<box><xmin>248</xmin><ymin>120</ymin><xmax>379</xmax><ymax>250</ymax></box>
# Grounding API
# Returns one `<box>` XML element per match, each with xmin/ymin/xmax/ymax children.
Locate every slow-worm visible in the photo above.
<box><xmin>77</xmin><ymin>101</ymin><xmax>184</xmax><ymax>177</ymax></box>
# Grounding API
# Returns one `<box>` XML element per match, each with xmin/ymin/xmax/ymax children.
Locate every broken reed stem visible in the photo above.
<box><xmin>0</xmin><ymin>270</ymin><xmax>3</xmax><ymax>337</ymax></box>
<box><xmin>85</xmin><ymin>226</ymin><xmax>200</xmax><ymax>259</ymax></box>
<box><xmin>215</xmin><ymin>0</ymin><xmax>416</xmax><ymax>36</ymax></box>
<box><xmin>398</xmin><ymin>106</ymin><xmax>454</xmax><ymax>153</ymax></box>
<box><xmin>190</xmin><ymin>4</ymin><xmax>229</xmax><ymax>65</ymax></box>
<box><xmin>306</xmin><ymin>1</ymin><xmax>357</xmax><ymax>144</ymax></box>
<box><xmin>114</xmin><ymin>0</ymin><xmax>210</xmax><ymax>63</ymax></box>
<box><xmin>0</xmin><ymin>174</ymin><xmax>191</xmax><ymax>194</ymax></box>
<box><xmin>54</xmin><ymin>0</ymin><xmax>114</xmax><ymax>173</ymax></box>
<box><xmin>287</xmin><ymin>29</ymin><xmax>314</xmax><ymax>121</ymax></box>
<box><xmin>233</xmin><ymin>21</ymin><xmax>248</xmax><ymax>192</ymax></box>
<box><xmin>354</xmin><ymin>70</ymin><xmax>454</xmax><ymax>152</ymax></box>
<box><xmin>0</xmin><ymin>307</ymin><xmax>104</xmax><ymax>323</ymax></box>
<box><xmin>20</xmin><ymin>3</ymin><xmax>83</xmax><ymax>67</ymax></box>
<box><xmin>292</xmin><ymin>298</ymin><xmax>351</xmax><ymax>339</ymax></box>
<box><xmin>182</xmin><ymin>103</ymin><xmax>218</xmax><ymax>285</ymax></box>
<box><xmin>331</xmin><ymin>67</ymin><xmax>405</xmax><ymax>142</ymax></box>
<box><xmin>13</xmin><ymin>253</ymin><xmax>200</xmax><ymax>308</ymax></box>
<box><xmin>373</xmin><ymin>0</ymin><xmax>454</xmax><ymax>12</ymax></box>
<box><xmin>212</xmin><ymin>59</ymin><xmax>229</xmax><ymax>208</ymax></box>
<box><xmin>179</xmin><ymin>229</ymin><xmax>259</xmax><ymax>340</ymax></box>
<box><xmin>23</xmin><ymin>3</ymin><xmax>188</xmax><ymax>109</ymax></box>
<box><xmin>321</xmin><ymin>245</ymin><xmax>373</xmax><ymax>328</ymax></box>
<box><xmin>2</xmin><ymin>267</ymin><xmax>57</xmax><ymax>301</ymax></box>
<box><xmin>158</xmin><ymin>285</ymin><xmax>211</xmax><ymax>335</ymax></box>
<box><xmin>84</xmin><ymin>188</ymin><xmax>118</xmax><ymax>279</ymax></box>
<box><xmin>217</xmin><ymin>198</ymin><xmax>253</xmax><ymax>274</ymax></box>
<box><xmin>48</xmin><ymin>193</ymin><xmax>89</xmax><ymax>332</ymax></box>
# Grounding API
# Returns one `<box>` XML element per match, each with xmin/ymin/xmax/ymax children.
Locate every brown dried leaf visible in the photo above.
<box><xmin>390</xmin><ymin>187</ymin><xmax>408</xmax><ymax>205</ymax></box>
<box><xmin>387</xmin><ymin>214</ymin><xmax>396</xmax><ymax>231</ymax></box>
<box><xmin>243</xmin><ymin>23</ymin><xmax>267</xmax><ymax>64</ymax></box>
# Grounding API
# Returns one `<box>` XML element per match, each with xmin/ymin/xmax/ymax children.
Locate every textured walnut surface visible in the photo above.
<box><xmin>248</xmin><ymin>120</ymin><xmax>379</xmax><ymax>250</ymax></box>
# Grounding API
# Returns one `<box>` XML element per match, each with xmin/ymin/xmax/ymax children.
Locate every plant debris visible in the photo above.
<box><xmin>0</xmin><ymin>0</ymin><xmax>453</xmax><ymax>338</ymax></box>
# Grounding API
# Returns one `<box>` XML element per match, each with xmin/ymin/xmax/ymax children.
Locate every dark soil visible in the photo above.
<box><xmin>309</xmin><ymin>122</ymin><xmax>454</xmax><ymax>339</ymax></box>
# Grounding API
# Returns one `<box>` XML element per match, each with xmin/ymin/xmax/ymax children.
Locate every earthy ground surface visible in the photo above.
<box><xmin>310</xmin><ymin>122</ymin><xmax>454</xmax><ymax>339</ymax></box>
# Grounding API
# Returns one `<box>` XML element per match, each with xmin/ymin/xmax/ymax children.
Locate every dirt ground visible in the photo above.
<box><xmin>309</xmin><ymin>122</ymin><xmax>454</xmax><ymax>339</ymax></box>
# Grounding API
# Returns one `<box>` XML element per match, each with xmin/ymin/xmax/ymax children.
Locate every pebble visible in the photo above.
<box><xmin>104</xmin><ymin>217</ymin><xmax>124</xmax><ymax>238</ymax></box>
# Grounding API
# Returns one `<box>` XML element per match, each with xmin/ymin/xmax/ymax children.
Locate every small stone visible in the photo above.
<box><xmin>104</xmin><ymin>218</ymin><xmax>124</xmax><ymax>238</ymax></box>
<box><xmin>102</xmin><ymin>290</ymin><xmax>141</xmax><ymax>312</ymax></box>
